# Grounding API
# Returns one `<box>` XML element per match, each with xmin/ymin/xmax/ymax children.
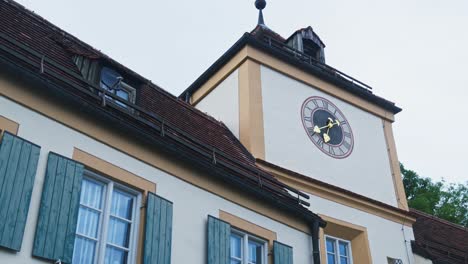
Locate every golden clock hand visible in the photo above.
<box><xmin>313</xmin><ymin>124</ymin><xmax>331</xmax><ymax>133</ymax></box>
<box><xmin>314</xmin><ymin>119</ymin><xmax>340</xmax><ymax>134</ymax></box>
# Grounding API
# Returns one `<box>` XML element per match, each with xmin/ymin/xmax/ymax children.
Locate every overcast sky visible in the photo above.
<box><xmin>15</xmin><ymin>0</ymin><xmax>468</xmax><ymax>184</ymax></box>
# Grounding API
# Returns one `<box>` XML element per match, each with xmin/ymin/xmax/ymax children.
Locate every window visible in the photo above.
<box><xmin>100</xmin><ymin>67</ymin><xmax>136</xmax><ymax>107</ymax></box>
<box><xmin>387</xmin><ymin>257</ymin><xmax>403</xmax><ymax>264</ymax></box>
<box><xmin>72</xmin><ymin>171</ymin><xmax>141</xmax><ymax>264</ymax></box>
<box><xmin>326</xmin><ymin>236</ymin><xmax>352</xmax><ymax>264</ymax></box>
<box><xmin>230</xmin><ymin>229</ymin><xmax>268</xmax><ymax>264</ymax></box>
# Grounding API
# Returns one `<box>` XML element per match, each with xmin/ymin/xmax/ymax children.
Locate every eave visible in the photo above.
<box><xmin>180</xmin><ymin>33</ymin><xmax>402</xmax><ymax>114</ymax></box>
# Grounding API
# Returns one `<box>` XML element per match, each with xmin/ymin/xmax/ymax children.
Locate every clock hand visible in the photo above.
<box><xmin>313</xmin><ymin>119</ymin><xmax>341</xmax><ymax>134</ymax></box>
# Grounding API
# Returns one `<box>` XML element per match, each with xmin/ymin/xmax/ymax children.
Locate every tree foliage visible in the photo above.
<box><xmin>400</xmin><ymin>163</ymin><xmax>468</xmax><ymax>227</ymax></box>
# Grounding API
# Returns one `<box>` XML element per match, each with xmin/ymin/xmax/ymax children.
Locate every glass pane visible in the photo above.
<box><xmin>101</xmin><ymin>67</ymin><xmax>121</xmax><ymax>90</ymax></box>
<box><xmin>339</xmin><ymin>241</ymin><xmax>348</xmax><ymax>256</ymax></box>
<box><xmin>105</xmin><ymin>246</ymin><xmax>128</xmax><ymax>264</ymax></box>
<box><xmin>115</xmin><ymin>90</ymin><xmax>130</xmax><ymax>107</ymax></box>
<box><xmin>80</xmin><ymin>178</ymin><xmax>104</xmax><ymax>209</ymax></box>
<box><xmin>327</xmin><ymin>253</ymin><xmax>336</xmax><ymax>264</ymax></box>
<box><xmin>230</xmin><ymin>233</ymin><xmax>242</xmax><ymax>258</ymax></box>
<box><xmin>340</xmin><ymin>256</ymin><xmax>349</xmax><ymax>264</ymax></box>
<box><xmin>76</xmin><ymin>206</ymin><xmax>100</xmax><ymax>238</ymax></box>
<box><xmin>230</xmin><ymin>260</ymin><xmax>241</xmax><ymax>264</ymax></box>
<box><xmin>116</xmin><ymin>89</ymin><xmax>129</xmax><ymax>100</ymax></box>
<box><xmin>107</xmin><ymin>217</ymin><xmax>131</xmax><ymax>248</ymax></box>
<box><xmin>72</xmin><ymin>236</ymin><xmax>96</xmax><ymax>264</ymax></box>
<box><xmin>326</xmin><ymin>238</ymin><xmax>335</xmax><ymax>253</ymax></box>
<box><xmin>248</xmin><ymin>240</ymin><xmax>263</xmax><ymax>264</ymax></box>
<box><xmin>110</xmin><ymin>189</ymin><xmax>134</xmax><ymax>220</ymax></box>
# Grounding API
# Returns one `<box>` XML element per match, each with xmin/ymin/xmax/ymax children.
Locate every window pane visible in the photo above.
<box><xmin>327</xmin><ymin>253</ymin><xmax>336</xmax><ymax>264</ymax></box>
<box><xmin>248</xmin><ymin>240</ymin><xmax>263</xmax><ymax>264</ymax></box>
<box><xmin>105</xmin><ymin>246</ymin><xmax>128</xmax><ymax>264</ymax></box>
<box><xmin>116</xmin><ymin>89</ymin><xmax>129</xmax><ymax>101</ymax></box>
<box><xmin>111</xmin><ymin>189</ymin><xmax>134</xmax><ymax>220</ymax></box>
<box><xmin>101</xmin><ymin>67</ymin><xmax>121</xmax><ymax>90</ymax></box>
<box><xmin>80</xmin><ymin>178</ymin><xmax>104</xmax><ymax>209</ymax></box>
<box><xmin>107</xmin><ymin>216</ymin><xmax>131</xmax><ymax>248</ymax></box>
<box><xmin>326</xmin><ymin>238</ymin><xmax>335</xmax><ymax>253</ymax></box>
<box><xmin>230</xmin><ymin>233</ymin><xmax>242</xmax><ymax>258</ymax></box>
<box><xmin>76</xmin><ymin>206</ymin><xmax>100</xmax><ymax>238</ymax></box>
<box><xmin>73</xmin><ymin>237</ymin><xmax>96</xmax><ymax>264</ymax></box>
<box><xmin>230</xmin><ymin>260</ymin><xmax>241</xmax><ymax>264</ymax></box>
<box><xmin>340</xmin><ymin>256</ymin><xmax>349</xmax><ymax>264</ymax></box>
<box><xmin>339</xmin><ymin>241</ymin><xmax>348</xmax><ymax>256</ymax></box>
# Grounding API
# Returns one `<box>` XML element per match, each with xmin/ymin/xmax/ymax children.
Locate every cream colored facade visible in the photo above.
<box><xmin>0</xmin><ymin>79</ymin><xmax>313</xmax><ymax>263</ymax></box>
<box><xmin>192</xmin><ymin>44</ymin><xmax>416</xmax><ymax>263</ymax></box>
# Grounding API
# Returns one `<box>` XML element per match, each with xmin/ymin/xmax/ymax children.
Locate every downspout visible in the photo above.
<box><xmin>311</xmin><ymin>220</ymin><xmax>321</xmax><ymax>264</ymax></box>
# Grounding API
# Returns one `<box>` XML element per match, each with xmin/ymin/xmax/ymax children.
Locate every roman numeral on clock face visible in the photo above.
<box><xmin>317</xmin><ymin>137</ymin><xmax>324</xmax><ymax>147</ymax></box>
<box><xmin>323</xmin><ymin>100</ymin><xmax>328</xmax><ymax>110</ymax></box>
<box><xmin>343</xmin><ymin>141</ymin><xmax>351</xmax><ymax>150</ymax></box>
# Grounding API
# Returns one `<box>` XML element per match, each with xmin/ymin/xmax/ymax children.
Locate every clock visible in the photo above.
<box><xmin>301</xmin><ymin>96</ymin><xmax>354</xmax><ymax>158</ymax></box>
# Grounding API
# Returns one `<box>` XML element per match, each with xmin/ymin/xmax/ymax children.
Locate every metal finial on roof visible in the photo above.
<box><xmin>255</xmin><ymin>0</ymin><xmax>267</xmax><ymax>25</ymax></box>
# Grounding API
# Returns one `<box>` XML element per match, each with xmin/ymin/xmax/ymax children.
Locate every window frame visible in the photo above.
<box><xmin>99</xmin><ymin>67</ymin><xmax>137</xmax><ymax>108</ymax></box>
<box><xmin>74</xmin><ymin>170</ymin><xmax>142</xmax><ymax>264</ymax></box>
<box><xmin>230</xmin><ymin>228</ymin><xmax>268</xmax><ymax>264</ymax></box>
<box><xmin>325</xmin><ymin>235</ymin><xmax>353</xmax><ymax>264</ymax></box>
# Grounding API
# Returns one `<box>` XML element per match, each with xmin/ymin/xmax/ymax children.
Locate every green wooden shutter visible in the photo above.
<box><xmin>207</xmin><ymin>215</ymin><xmax>231</xmax><ymax>264</ymax></box>
<box><xmin>0</xmin><ymin>132</ymin><xmax>40</xmax><ymax>251</ymax></box>
<box><xmin>32</xmin><ymin>152</ymin><xmax>84</xmax><ymax>263</ymax></box>
<box><xmin>143</xmin><ymin>192</ymin><xmax>173</xmax><ymax>264</ymax></box>
<box><xmin>273</xmin><ymin>241</ymin><xmax>293</xmax><ymax>264</ymax></box>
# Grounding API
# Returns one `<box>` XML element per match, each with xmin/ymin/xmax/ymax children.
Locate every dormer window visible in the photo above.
<box><xmin>303</xmin><ymin>39</ymin><xmax>321</xmax><ymax>61</ymax></box>
<box><xmin>100</xmin><ymin>67</ymin><xmax>136</xmax><ymax>107</ymax></box>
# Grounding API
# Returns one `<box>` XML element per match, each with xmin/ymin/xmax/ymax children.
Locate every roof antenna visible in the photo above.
<box><xmin>255</xmin><ymin>0</ymin><xmax>267</xmax><ymax>25</ymax></box>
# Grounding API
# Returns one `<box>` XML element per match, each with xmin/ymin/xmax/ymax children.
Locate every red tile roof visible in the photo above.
<box><xmin>411</xmin><ymin>209</ymin><xmax>468</xmax><ymax>264</ymax></box>
<box><xmin>0</xmin><ymin>0</ymin><xmax>254</xmax><ymax>166</ymax></box>
<box><xmin>0</xmin><ymin>0</ymin><xmax>320</xmax><ymax>223</ymax></box>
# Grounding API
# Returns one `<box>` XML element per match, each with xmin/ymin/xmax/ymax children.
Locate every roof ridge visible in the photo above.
<box><xmin>2</xmin><ymin>0</ymin><xmax>163</xmax><ymax>87</ymax></box>
<box><xmin>3</xmin><ymin>0</ymin><xmax>244</xmax><ymax>142</ymax></box>
<box><xmin>411</xmin><ymin>209</ymin><xmax>468</xmax><ymax>231</ymax></box>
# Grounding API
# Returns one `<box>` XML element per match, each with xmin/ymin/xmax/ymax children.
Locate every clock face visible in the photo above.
<box><xmin>301</xmin><ymin>96</ymin><xmax>354</xmax><ymax>158</ymax></box>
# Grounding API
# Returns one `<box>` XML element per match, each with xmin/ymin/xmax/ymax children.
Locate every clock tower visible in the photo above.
<box><xmin>180</xmin><ymin>2</ymin><xmax>415</xmax><ymax>263</ymax></box>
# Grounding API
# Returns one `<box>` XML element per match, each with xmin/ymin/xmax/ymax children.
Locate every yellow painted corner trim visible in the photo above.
<box><xmin>72</xmin><ymin>148</ymin><xmax>156</xmax><ymax>264</ymax></box>
<box><xmin>189</xmin><ymin>45</ymin><xmax>396</xmax><ymax>122</ymax></box>
<box><xmin>220</xmin><ymin>210</ymin><xmax>277</xmax><ymax>263</ymax></box>
<box><xmin>238</xmin><ymin>59</ymin><xmax>265</xmax><ymax>159</ymax></box>
<box><xmin>191</xmin><ymin>47</ymin><xmax>249</xmax><ymax>105</ymax></box>
<box><xmin>0</xmin><ymin>115</ymin><xmax>19</xmax><ymax>135</ymax></box>
<box><xmin>319</xmin><ymin>214</ymin><xmax>373</xmax><ymax>264</ymax></box>
<box><xmin>243</xmin><ymin>46</ymin><xmax>395</xmax><ymax>122</ymax></box>
<box><xmin>382</xmin><ymin>120</ymin><xmax>409</xmax><ymax>211</ymax></box>
<box><xmin>256</xmin><ymin>160</ymin><xmax>415</xmax><ymax>227</ymax></box>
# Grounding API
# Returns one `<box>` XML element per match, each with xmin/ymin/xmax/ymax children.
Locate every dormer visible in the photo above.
<box><xmin>286</xmin><ymin>26</ymin><xmax>326</xmax><ymax>63</ymax></box>
<box><xmin>72</xmin><ymin>55</ymin><xmax>138</xmax><ymax>108</ymax></box>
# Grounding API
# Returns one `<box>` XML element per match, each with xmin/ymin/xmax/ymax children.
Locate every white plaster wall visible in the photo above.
<box><xmin>0</xmin><ymin>96</ymin><xmax>311</xmax><ymax>264</ymax></box>
<box><xmin>261</xmin><ymin>66</ymin><xmax>398</xmax><ymax>206</ymax></box>
<box><xmin>308</xmin><ymin>195</ymin><xmax>416</xmax><ymax>264</ymax></box>
<box><xmin>414</xmin><ymin>254</ymin><xmax>433</xmax><ymax>264</ymax></box>
<box><xmin>196</xmin><ymin>70</ymin><xmax>240</xmax><ymax>138</ymax></box>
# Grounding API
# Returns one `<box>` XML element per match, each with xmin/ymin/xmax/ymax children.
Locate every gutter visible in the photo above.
<box><xmin>0</xmin><ymin>44</ymin><xmax>327</xmax><ymax>228</ymax></box>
